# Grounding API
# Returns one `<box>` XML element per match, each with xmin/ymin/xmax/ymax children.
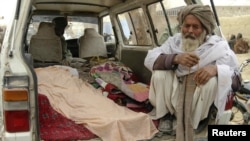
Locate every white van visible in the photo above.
<box><xmin>0</xmin><ymin>0</ymin><xmax>239</xmax><ymax>140</ymax></box>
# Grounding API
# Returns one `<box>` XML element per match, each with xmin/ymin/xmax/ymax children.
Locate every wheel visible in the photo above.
<box><xmin>229</xmin><ymin>99</ymin><xmax>248</xmax><ymax>124</ymax></box>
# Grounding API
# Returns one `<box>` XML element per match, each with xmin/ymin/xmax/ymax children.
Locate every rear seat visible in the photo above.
<box><xmin>78</xmin><ymin>28</ymin><xmax>107</xmax><ymax>59</ymax></box>
<box><xmin>29</xmin><ymin>22</ymin><xmax>63</xmax><ymax>67</ymax></box>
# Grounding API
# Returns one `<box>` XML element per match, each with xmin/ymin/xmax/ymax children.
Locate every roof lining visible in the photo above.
<box><xmin>35</xmin><ymin>2</ymin><xmax>110</xmax><ymax>8</ymax></box>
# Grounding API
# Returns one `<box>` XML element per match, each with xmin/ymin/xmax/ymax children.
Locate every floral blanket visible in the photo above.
<box><xmin>90</xmin><ymin>61</ymin><xmax>149</xmax><ymax>102</ymax></box>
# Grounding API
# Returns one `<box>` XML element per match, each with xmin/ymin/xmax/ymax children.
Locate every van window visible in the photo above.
<box><xmin>118</xmin><ymin>8</ymin><xmax>152</xmax><ymax>46</ymax></box>
<box><xmin>65</xmin><ymin>16</ymin><xmax>98</xmax><ymax>40</ymax></box>
<box><xmin>102</xmin><ymin>15</ymin><xmax>115</xmax><ymax>43</ymax></box>
<box><xmin>148</xmin><ymin>0</ymin><xmax>186</xmax><ymax>45</ymax></box>
<box><xmin>148</xmin><ymin>2</ymin><xmax>169</xmax><ymax>45</ymax></box>
<box><xmin>162</xmin><ymin>0</ymin><xmax>186</xmax><ymax>28</ymax></box>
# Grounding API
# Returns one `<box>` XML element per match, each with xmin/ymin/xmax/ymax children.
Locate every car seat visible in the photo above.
<box><xmin>29</xmin><ymin>22</ymin><xmax>63</xmax><ymax>67</ymax></box>
<box><xmin>78</xmin><ymin>28</ymin><xmax>107</xmax><ymax>59</ymax></box>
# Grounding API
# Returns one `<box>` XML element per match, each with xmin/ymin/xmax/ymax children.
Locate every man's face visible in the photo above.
<box><xmin>181</xmin><ymin>14</ymin><xmax>204</xmax><ymax>38</ymax></box>
<box><xmin>181</xmin><ymin>14</ymin><xmax>206</xmax><ymax>52</ymax></box>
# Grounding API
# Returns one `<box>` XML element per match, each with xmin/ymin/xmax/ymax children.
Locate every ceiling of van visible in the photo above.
<box><xmin>32</xmin><ymin>0</ymin><xmax>126</xmax><ymax>14</ymax></box>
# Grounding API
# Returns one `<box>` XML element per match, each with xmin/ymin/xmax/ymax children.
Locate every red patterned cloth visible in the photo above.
<box><xmin>38</xmin><ymin>94</ymin><xmax>96</xmax><ymax>141</ymax></box>
<box><xmin>38</xmin><ymin>92</ymin><xmax>158</xmax><ymax>140</ymax></box>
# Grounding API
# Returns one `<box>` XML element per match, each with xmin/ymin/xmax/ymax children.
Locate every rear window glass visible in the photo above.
<box><xmin>26</xmin><ymin>15</ymin><xmax>98</xmax><ymax>44</ymax></box>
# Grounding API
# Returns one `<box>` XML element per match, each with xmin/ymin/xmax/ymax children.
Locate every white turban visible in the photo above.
<box><xmin>177</xmin><ymin>4</ymin><xmax>216</xmax><ymax>35</ymax></box>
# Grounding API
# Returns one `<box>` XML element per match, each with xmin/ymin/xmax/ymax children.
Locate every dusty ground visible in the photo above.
<box><xmin>220</xmin><ymin>15</ymin><xmax>250</xmax><ymax>79</ymax></box>
<box><xmin>220</xmin><ymin>15</ymin><xmax>250</xmax><ymax>43</ymax></box>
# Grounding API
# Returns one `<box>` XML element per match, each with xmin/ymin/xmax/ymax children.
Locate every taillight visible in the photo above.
<box><xmin>4</xmin><ymin>110</ymin><xmax>29</xmax><ymax>132</ymax></box>
<box><xmin>3</xmin><ymin>76</ymin><xmax>30</xmax><ymax>133</ymax></box>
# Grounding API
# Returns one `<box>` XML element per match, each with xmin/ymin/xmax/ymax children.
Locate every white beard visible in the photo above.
<box><xmin>182</xmin><ymin>31</ymin><xmax>206</xmax><ymax>52</ymax></box>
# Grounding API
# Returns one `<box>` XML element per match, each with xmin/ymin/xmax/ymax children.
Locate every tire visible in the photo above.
<box><xmin>230</xmin><ymin>100</ymin><xmax>247</xmax><ymax>124</ymax></box>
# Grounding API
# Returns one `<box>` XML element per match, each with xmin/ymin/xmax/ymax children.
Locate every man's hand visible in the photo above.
<box><xmin>193</xmin><ymin>65</ymin><xmax>217</xmax><ymax>86</ymax></box>
<box><xmin>173</xmin><ymin>53</ymin><xmax>200</xmax><ymax>67</ymax></box>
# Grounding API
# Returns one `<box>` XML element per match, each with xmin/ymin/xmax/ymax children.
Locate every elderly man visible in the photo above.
<box><xmin>144</xmin><ymin>4</ymin><xmax>238</xmax><ymax>141</ymax></box>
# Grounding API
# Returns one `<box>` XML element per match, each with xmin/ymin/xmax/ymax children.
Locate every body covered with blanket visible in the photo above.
<box><xmin>35</xmin><ymin>66</ymin><xmax>158</xmax><ymax>141</ymax></box>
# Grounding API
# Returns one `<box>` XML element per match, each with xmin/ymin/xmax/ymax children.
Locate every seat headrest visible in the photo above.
<box><xmin>79</xmin><ymin>28</ymin><xmax>107</xmax><ymax>58</ymax></box>
<box><xmin>36</xmin><ymin>22</ymin><xmax>56</xmax><ymax>37</ymax></box>
<box><xmin>84</xmin><ymin>28</ymin><xmax>100</xmax><ymax>37</ymax></box>
<box><xmin>29</xmin><ymin>22</ymin><xmax>63</xmax><ymax>63</ymax></box>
